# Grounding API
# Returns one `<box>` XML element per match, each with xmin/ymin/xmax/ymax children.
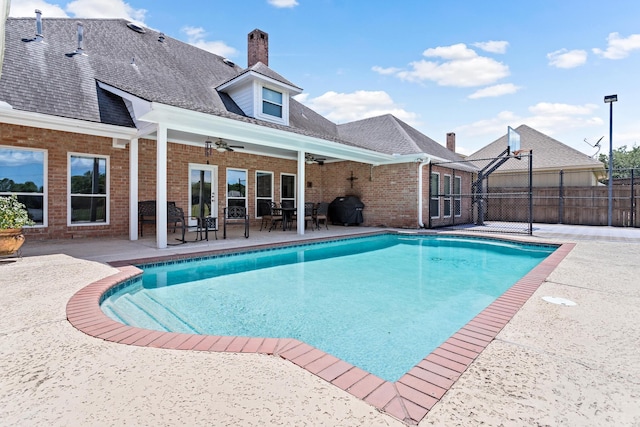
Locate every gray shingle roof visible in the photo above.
<box><xmin>466</xmin><ymin>124</ymin><xmax>604</xmax><ymax>171</ymax></box>
<box><xmin>1</xmin><ymin>17</ymin><xmax>466</xmax><ymax>165</ymax></box>
<box><xmin>337</xmin><ymin>114</ymin><xmax>476</xmax><ymax>170</ymax></box>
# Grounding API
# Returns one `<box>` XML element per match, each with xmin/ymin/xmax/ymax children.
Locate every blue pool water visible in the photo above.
<box><xmin>101</xmin><ymin>234</ymin><xmax>556</xmax><ymax>382</ymax></box>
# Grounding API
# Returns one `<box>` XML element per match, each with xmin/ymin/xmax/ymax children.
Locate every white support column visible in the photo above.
<box><xmin>156</xmin><ymin>124</ymin><xmax>168</xmax><ymax>248</ymax></box>
<box><xmin>297</xmin><ymin>151</ymin><xmax>305</xmax><ymax>235</ymax></box>
<box><xmin>129</xmin><ymin>138</ymin><xmax>139</xmax><ymax>240</ymax></box>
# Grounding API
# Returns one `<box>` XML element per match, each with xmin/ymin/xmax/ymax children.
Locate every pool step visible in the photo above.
<box><xmin>105</xmin><ymin>292</ymin><xmax>201</xmax><ymax>334</ymax></box>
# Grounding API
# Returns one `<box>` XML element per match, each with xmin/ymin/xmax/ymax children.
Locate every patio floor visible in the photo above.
<box><xmin>2</xmin><ymin>224</ymin><xmax>640</xmax><ymax>426</ymax></box>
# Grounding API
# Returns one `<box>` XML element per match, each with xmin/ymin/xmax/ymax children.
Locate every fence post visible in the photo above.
<box><xmin>558</xmin><ymin>169</ymin><xmax>564</xmax><ymax>224</ymax></box>
<box><xmin>476</xmin><ymin>171</ymin><xmax>484</xmax><ymax>225</ymax></box>
<box><xmin>631</xmin><ymin>168</ymin><xmax>635</xmax><ymax>227</ymax></box>
<box><xmin>528</xmin><ymin>150</ymin><xmax>533</xmax><ymax>235</ymax></box>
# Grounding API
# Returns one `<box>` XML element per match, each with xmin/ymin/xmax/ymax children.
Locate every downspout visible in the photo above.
<box><xmin>417</xmin><ymin>157</ymin><xmax>432</xmax><ymax>228</ymax></box>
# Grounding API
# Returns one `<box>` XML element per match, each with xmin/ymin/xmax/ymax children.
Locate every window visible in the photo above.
<box><xmin>256</xmin><ymin>171</ymin><xmax>273</xmax><ymax>217</ymax></box>
<box><xmin>0</xmin><ymin>146</ymin><xmax>46</xmax><ymax>226</ymax></box>
<box><xmin>280</xmin><ymin>173</ymin><xmax>296</xmax><ymax>207</ymax></box>
<box><xmin>443</xmin><ymin>174</ymin><xmax>452</xmax><ymax>217</ymax></box>
<box><xmin>430</xmin><ymin>172</ymin><xmax>440</xmax><ymax>218</ymax></box>
<box><xmin>454</xmin><ymin>176</ymin><xmax>462</xmax><ymax>217</ymax></box>
<box><xmin>262</xmin><ymin>87</ymin><xmax>283</xmax><ymax>118</ymax></box>
<box><xmin>69</xmin><ymin>154</ymin><xmax>108</xmax><ymax>224</ymax></box>
<box><xmin>227</xmin><ymin>168</ymin><xmax>247</xmax><ymax>209</ymax></box>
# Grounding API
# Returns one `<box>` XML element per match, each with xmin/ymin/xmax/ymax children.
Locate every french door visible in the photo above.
<box><xmin>188</xmin><ymin>164</ymin><xmax>218</xmax><ymax>226</ymax></box>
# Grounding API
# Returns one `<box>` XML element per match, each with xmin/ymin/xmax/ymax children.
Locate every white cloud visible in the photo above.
<box><xmin>528</xmin><ymin>102</ymin><xmax>598</xmax><ymax>116</ymax></box>
<box><xmin>9</xmin><ymin>0</ymin><xmax>68</xmax><ymax>17</ymax></box>
<box><xmin>10</xmin><ymin>0</ymin><xmax>147</xmax><ymax>23</ymax></box>
<box><xmin>547</xmin><ymin>48</ymin><xmax>587</xmax><ymax>68</ymax></box>
<box><xmin>593</xmin><ymin>32</ymin><xmax>640</xmax><ymax>59</ymax></box>
<box><xmin>468</xmin><ymin>83</ymin><xmax>521</xmax><ymax>99</ymax></box>
<box><xmin>423</xmin><ymin>43</ymin><xmax>478</xmax><ymax>60</ymax></box>
<box><xmin>66</xmin><ymin>0</ymin><xmax>146</xmax><ymax>22</ymax></box>
<box><xmin>456</xmin><ymin>102</ymin><xmax>603</xmax><ymax>153</ymax></box>
<box><xmin>267</xmin><ymin>0</ymin><xmax>299</xmax><ymax>8</ymax></box>
<box><xmin>296</xmin><ymin>90</ymin><xmax>420</xmax><ymax>125</ymax></box>
<box><xmin>181</xmin><ymin>26</ymin><xmax>238</xmax><ymax>58</ymax></box>
<box><xmin>382</xmin><ymin>43</ymin><xmax>509</xmax><ymax>87</ymax></box>
<box><xmin>473</xmin><ymin>40</ymin><xmax>509</xmax><ymax>54</ymax></box>
<box><xmin>398</xmin><ymin>55</ymin><xmax>509</xmax><ymax>87</ymax></box>
<box><xmin>371</xmin><ymin>65</ymin><xmax>402</xmax><ymax>75</ymax></box>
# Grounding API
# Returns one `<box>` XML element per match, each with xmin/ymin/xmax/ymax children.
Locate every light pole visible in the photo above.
<box><xmin>604</xmin><ymin>94</ymin><xmax>618</xmax><ymax>226</ymax></box>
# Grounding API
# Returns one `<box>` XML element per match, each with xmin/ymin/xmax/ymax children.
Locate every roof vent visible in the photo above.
<box><xmin>65</xmin><ymin>22</ymin><xmax>86</xmax><ymax>57</ymax></box>
<box><xmin>222</xmin><ymin>58</ymin><xmax>235</xmax><ymax>67</ymax></box>
<box><xmin>127</xmin><ymin>22</ymin><xmax>146</xmax><ymax>33</ymax></box>
<box><xmin>158</xmin><ymin>33</ymin><xmax>165</xmax><ymax>43</ymax></box>
<box><xmin>22</xmin><ymin>9</ymin><xmax>45</xmax><ymax>43</ymax></box>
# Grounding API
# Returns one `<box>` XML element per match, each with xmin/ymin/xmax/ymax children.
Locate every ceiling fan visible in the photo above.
<box><xmin>305</xmin><ymin>153</ymin><xmax>326</xmax><ymax>165</ymax></box>
<box><xmin>213</xmin><ymin>138</ymin><xmax>244</xmax><ymax>152</ymax></box>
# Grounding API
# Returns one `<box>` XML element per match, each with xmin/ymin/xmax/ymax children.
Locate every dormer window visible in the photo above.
<box><xmin>262</xmin><ymin>87</ymin><xmax>283</xmax><ymax>118</ymax></box>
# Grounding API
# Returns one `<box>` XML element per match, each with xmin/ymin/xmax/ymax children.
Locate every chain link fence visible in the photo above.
<box><xmin>429</xmin><ymin>157</ymin><xmax>639</xmax><ymax>231</ymax></box>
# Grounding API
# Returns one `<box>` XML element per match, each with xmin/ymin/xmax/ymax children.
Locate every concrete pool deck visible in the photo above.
<box><xmin>2</xmin><ymin>224</ymin><xmax>640</xmax><ymax>426</ymax></box>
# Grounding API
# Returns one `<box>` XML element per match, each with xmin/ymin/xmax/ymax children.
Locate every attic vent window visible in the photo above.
<box><xmin>223</xmin><ymin>58</ymin><xmax>235</xmax><ymax>67</ymax></box>
<box><xmin>127</xmin><ymin>22</ymin><xmax>146</xmax><ymax>33</ymax></box>
<box><xmin>158</xmin><ymin>33</ymin><xmax>165</xmax><ymax>43</ymax></box>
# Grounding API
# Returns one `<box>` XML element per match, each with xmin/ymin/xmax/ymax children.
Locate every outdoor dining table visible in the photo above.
<box><xmin>279</xmin><ymin>206</ymin><xmax>296</xmax><ymax>231</ymax></box>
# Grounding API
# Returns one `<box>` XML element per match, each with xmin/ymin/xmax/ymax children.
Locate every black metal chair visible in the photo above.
<box><xmin>223</xmin><ymin>206</ymin><xmax>249</xmax><ymax>239</ymax></box>
<box><xmin>167</xmin><ymin>204</ymin><xmax>187</xmax><ymax>244</ymax></box>
<box><xmin>258</xmin><ymin>200</ymin><xmax>283</xmax><ymax>231</ymax></box>
<box><xmin>314</xmin><ymin>202</ymin><xmax>329</xmax><ymax>230</ymax></box>
<box><xmin>303</xmin><ymin>202</ymin><xmax>315</xmax><ymax>230</ymax></box>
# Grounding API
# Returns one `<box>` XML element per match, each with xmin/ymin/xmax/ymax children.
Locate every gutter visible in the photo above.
<box><xmin>417</xmin><ymin>156</ymin><xmax>432</xmax><ymax>228</ymax></box>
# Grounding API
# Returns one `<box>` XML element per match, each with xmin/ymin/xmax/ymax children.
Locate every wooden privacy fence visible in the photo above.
<box><xmin>487</xmin><ymin>186</ymin><xmax>640</xmax><ymax>227</ymax></box>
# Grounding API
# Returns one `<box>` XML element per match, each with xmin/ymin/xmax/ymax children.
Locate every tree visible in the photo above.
<box><xmin>599</xmin><ymin>144</ymin><xmax>640</xmax><ymax>178</ymax></box>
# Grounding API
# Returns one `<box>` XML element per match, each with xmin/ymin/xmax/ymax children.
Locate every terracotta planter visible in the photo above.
<box><xmin>0</xmin><ymin>228</ymin><xmax>25</xmax><ymax>256</ymax></box>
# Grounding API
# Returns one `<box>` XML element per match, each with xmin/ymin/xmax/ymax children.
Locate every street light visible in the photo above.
<box><xmin>604</xmin><ymin>94</ymin><xmax>618</xmax><ymax>227</ymax></box>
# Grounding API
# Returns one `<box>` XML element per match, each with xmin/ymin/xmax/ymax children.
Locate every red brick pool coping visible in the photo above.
<box><xmin>66</xmin><ymin>237</ymin><xmax>575</xmax><ymax>425</ymax></box>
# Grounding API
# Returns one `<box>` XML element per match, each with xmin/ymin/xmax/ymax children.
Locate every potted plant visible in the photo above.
<box><xmin>0</xmin><ymin>195</ymin><xmax>35</xmax><ymax>255</ymax></box>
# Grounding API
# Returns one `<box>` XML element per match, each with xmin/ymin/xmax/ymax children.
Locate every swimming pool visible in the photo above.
<box><xmin>101</xmin><ymin>234</ymin><xmax>556</xmax><ymax>382</ymax></box>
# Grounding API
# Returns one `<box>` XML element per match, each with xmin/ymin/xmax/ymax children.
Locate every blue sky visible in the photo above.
<box><xmin>9</xmin><ymin>0</ymin><xmax>640</xmax><ymax>156</ymax></box>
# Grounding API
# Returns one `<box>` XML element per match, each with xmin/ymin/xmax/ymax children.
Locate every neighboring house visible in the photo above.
<box><xmin>0</xmin><ymin>14</ymin><xmax>474</xmax><ymax>248</ymax></box>
<box><xmin>466</xmin><ymin>124</ymin><xmax>605</xmax><ymax>188</ymax></box>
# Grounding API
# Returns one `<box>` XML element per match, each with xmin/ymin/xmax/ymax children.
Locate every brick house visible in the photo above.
<box><xmin>0</xmin><ymin>14</ymin><xmax>475</xmax><ymax>248</ymax></box>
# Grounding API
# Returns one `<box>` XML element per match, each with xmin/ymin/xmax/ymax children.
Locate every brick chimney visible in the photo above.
<box><xmin>446</xmin><ymin>132</ymin><xmax>456</xmax><ymax>153</ymax></box>
<box><xmin>248</xmin><ymin>29</ymin><xmax>268</xmax><ymax>67</ymax></box>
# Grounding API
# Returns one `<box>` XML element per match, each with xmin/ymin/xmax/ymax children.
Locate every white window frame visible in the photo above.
<box><xmin>262</xmin><ymin>86</ymin><xmax>283</xmax><ymax>118</ymax></box>
<box><xmin>430</xmin><ymin>172</ymin><xmax>440</xmax><ymax>218</ymax></box>
<box><xmin>255</xmin><ymin>170</ymin><xmax>274</xmax><ymax>218</ymax></box>
<box><xmin>68</xmin><ymin>152</ymin><xmax>109</xmax><ymax>226</ymax></box>
<box><xmin>443</xmin><ymin>174</ymin><xmax>452</xmax><ymax>218</ymax></box>
<box><xmin>226</xmin><ymin>167</ymin><xmax>248</xmax><ymax>209</ymax></box>
<box><xmin>454</xmin><ymin>176</ymin><xmax>462</xmax><ymax>217</ymax></box>
<box><xmin>280</xmin><ymin>173</ymin><xmax>296</xmax><ymax>207</ymax></box>
<box><xmin>0</xmin><ymin>145</ymin><xmax>48</xmax><ymax>228</ymax></box>
<box><xmin>255</xmin><ymin>83</ymin><xmax>288</xmax><ymax>125</ymax></box>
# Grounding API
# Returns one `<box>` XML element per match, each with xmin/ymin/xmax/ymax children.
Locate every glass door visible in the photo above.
<box><xmin>188</xmin><ymin>164</ymin><xmax>217</xmax><ymax>226</ymax></box>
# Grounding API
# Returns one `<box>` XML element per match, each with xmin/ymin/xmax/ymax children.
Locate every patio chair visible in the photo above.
<box><xmin>258</xmin><ymin>201</ymin><xmax>283</xmax><ymax>231</ymax></box>
<box><xmin>138</xmin><ymin>200</ymin><xmax>178</xmax><ymax>237</ymax></box>
<box><xmin>303</xmin><ymin>202</ymin><xmax>315</xmax><ymax>230</ymax></box>
<box><xmin>223</xmin><ymin>206</ymin><xmax>250</xmax><ymax>239</ymax></box>
<box><xmin>167</xmin><ymin>204</ymin><xmax>187</xmax><ymax>244</ymax></box>
<box><xmin>314</xmin><ymin>202</ymin><xmax>329</xmax><ymax>230</ymax></box>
